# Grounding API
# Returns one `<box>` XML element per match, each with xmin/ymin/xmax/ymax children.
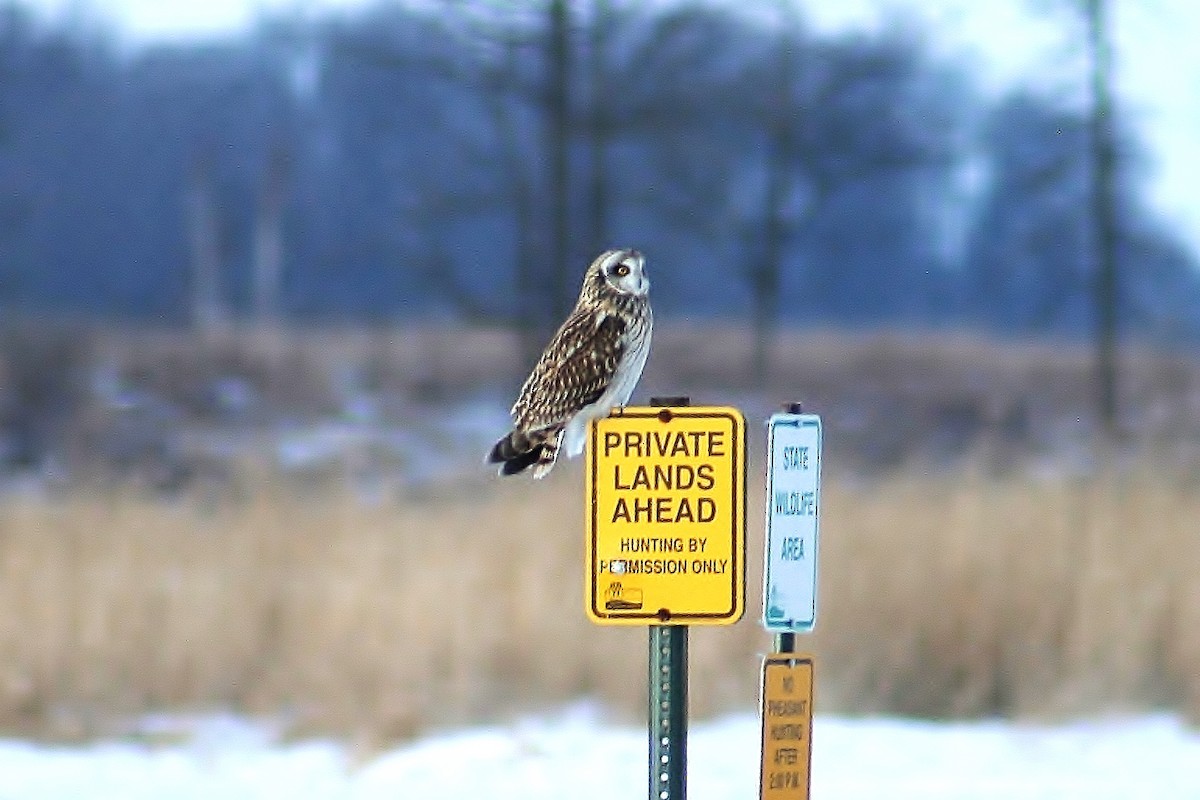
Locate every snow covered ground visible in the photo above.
<box><xmin>2</xmin><ymin>708</ymin><xmax>1198</xmax><ymax>799</ymax></box>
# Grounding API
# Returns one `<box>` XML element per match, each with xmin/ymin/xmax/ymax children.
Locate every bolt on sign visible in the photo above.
<box><xmin>759</xmin><ymin>654</ymin><xmax>813</xmax><ymax>800</ymax></box>
<box><xmin>585</xmin><ymin>406</ymin><xmax>746</xmax><ymax>625</ymax></box>
<box><xmin>763</xmin><ymin>413</ymin><xmax>822</xmax><ymax>632</ymax></box>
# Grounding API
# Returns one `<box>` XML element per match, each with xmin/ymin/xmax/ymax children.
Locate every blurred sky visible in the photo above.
<box><xmin>19</xmin><ymin>0</ymin><xmax>1200</xmax><ymax>258</ymax></box>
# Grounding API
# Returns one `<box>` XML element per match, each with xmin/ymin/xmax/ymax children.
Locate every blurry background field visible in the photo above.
<box><xmin>3</xmin><ymin>438</ymin><xmax>1200</xmax><ymax>743</ymax></box>
<box><xmin>1</xmin><ymin>326</ymin><xmax>1198</xmax><ymax>744</ymax></box>
<box><xmin>1</xmin><ymin>0</ymin><xmax>1200</xmax><ymax>748</ymax></box>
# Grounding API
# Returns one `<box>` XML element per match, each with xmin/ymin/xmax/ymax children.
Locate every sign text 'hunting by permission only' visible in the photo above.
<box><xmin>585</xmin><ymin>406</ymin><xmax>746</xmax><ymax>625</ymax></box>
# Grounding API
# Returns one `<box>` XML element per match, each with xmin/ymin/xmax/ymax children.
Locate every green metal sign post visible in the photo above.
<box><xmin>587</xmin><ymin>394</ymin><xmax>747</xmax><ymax>800</ymax></box>
<box><xmin>650</xmin><ymin>623</ymin><xmax>688</xmax><ymax>800</ymax></box>
<box><xmin>649</xmin><ymin>396</ymin><xmax>691</xmax><ymax>800</ymax></box>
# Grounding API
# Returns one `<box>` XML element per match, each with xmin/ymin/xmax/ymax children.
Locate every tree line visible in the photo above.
<box><xmin>0</xmin><ymin>0</ymin><xmax>1196</xmax><ymax>351</ymax></box>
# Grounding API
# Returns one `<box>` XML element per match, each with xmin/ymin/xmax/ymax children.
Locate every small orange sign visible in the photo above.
<box><xmin>759</xmin><ymin>654</ymin><xmax>814</xmax><ymax>800</ymax></box>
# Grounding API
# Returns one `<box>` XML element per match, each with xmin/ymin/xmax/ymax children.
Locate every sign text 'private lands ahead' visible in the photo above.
<box><xmin>586</xmin><ymin>406</ymin><xmax>746</xmax><ymax>625</ymax></box>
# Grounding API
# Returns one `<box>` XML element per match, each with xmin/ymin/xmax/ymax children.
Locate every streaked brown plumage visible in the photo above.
<box><xmin>488</xmin><ymin>248</ymin><xmax>652</xmax><ymax>478</ymax></box>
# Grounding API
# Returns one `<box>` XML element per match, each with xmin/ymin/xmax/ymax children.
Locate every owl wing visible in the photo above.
<box><xmin>512</xmin><ymin>309</ymin><xmax>626</xmax><ymax>432</ymax></box>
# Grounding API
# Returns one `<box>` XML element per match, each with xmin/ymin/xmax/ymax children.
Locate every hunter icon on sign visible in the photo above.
<box><xmin>605</xmin><ymin>582</ymin><xmax>643</xmax><ymax>610</ymax></box>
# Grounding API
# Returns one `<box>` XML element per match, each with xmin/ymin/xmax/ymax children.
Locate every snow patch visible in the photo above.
<box><xmin>1</xmin><ymin>712</ymin><xmax>1197</xmax><ymax>799</ymax></box>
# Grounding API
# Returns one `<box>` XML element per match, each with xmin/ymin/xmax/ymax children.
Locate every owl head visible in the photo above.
<box><xmin>587</xmin><ymin>248</ymin><xmax>649</xmax><ymax>298</ymax></box>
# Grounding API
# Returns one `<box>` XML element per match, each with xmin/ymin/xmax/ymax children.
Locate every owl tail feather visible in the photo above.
<box><xmin>487</xmin><ymin>427</ymin><xmax>562</xmax><ymax>478</ymax></box>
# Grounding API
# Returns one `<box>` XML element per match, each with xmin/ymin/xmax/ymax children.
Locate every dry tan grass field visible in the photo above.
<box><xmin>1</xmin><ymin>458</ymin><xmax>1197</xmax><ymax>744</ymax></box>
<box><xmin>2</xmin><ymin>323</ymin><xmax>1198</xmax><ymax>743</ymax></box>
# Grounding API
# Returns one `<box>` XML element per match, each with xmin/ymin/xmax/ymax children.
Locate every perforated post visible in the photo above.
<box><xmin>650</xmin><ymin>624</ymin><xmax>688</xmax><ymax>800</ymax></box>
<box><xmin>648</xmin><ymin>396</ymin><xmax>689</xmax><ymax>800</ymax></box>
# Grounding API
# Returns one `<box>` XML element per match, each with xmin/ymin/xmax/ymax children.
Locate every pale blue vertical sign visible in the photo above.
<box><xmin>762</xmin><ymin>413</ymin><xmax>822</xmax><ymax>632</ymax></box>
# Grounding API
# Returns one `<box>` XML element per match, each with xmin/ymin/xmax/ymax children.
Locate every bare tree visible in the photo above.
<box><xmin>448</xmin><ymin>3</ymin><xmax>559</xmax><ymax>364</ymax></box>
<box><xmin>1085</xmin><ymin>0</ymin><xmax>1120</xmax><ymax>436</ymax></box>
<box><xmin>186</xmin><ymin>149</ymin><xmax>226</xmax><ymax>335</ymax></box>
<box><xmin>743</xmin><ymin>10</ymin><xmax>961</xmax><ymax>387</ymax></box>
<box><xmin>319</xmin><ymin>3</ymin><xmax>547</xmax><ymax>364</ymax></box>
<box><xmin>585</xmin><ymin>0</ymin><xmax>612</xmax><ymax>255</ymax></box>
<box><xmin>483</xmin><ymin>31</ymin><xmax>544</xmax><ymax>365</ymax></box>
<box><xmin>1030</xmin><ymin>0</ymin><xmax>1123</xmax><ymax>432</ymax></box>
<box><xmin>346</xmin><ymin>2</ymin><xmax>581</xmax><ymax>354</ymax></box>
<box><xmin>545</xmin><ymin>0</ymin><xmax>573</xmax><ymax>322</ymax></box>
<box><xmin>253</xmin><ymin>143</ymin><xmax>289</xmax><ymax>327</ymax></box>
<box><xmin>749</xmin><ymin>2</ymin><xmax>799</xmax><ymax>387</ymax></box>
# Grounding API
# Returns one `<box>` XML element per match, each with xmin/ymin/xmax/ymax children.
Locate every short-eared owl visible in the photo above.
<box><xmin>488</xmin><ymin>248</ymin><xmax>653</xmax><ymax>478</ymax></box>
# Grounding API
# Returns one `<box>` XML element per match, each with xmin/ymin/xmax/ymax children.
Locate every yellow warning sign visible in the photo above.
<box><xmin>585</xmin><ymin>406</ymin><xmax>746</xmax><ymax>625</ymax></box>
<box><xmin>759</xmin><ymin>655</ymin><xmax>813</xmax><ymax>800</ymax></box>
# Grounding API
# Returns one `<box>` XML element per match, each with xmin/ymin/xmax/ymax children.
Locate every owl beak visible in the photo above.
<box><xmin>625</xmin><ymin>251</ymin><xmax>647</xmax><ymax>294</ymax></box>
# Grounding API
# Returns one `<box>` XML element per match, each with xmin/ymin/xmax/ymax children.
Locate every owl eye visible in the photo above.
<box><xmin>614</xmin><ymin>264</ymin><xmax>631</xmax><ymax>277</ymax></box>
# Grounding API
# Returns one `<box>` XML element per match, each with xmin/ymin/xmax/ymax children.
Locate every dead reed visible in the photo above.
<box><xmin>0</xmin><ymin>459</ymin><xmax>1197</xmax><ymax>743</ymax></box>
